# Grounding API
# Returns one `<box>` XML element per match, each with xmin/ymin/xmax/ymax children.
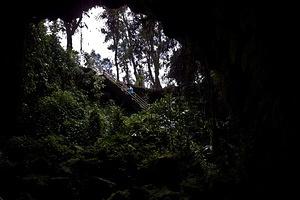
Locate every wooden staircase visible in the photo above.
<box><xmin>102</xmin><ymin>71</ymin><xmax>149</xmax><ymax>110</ymax></box>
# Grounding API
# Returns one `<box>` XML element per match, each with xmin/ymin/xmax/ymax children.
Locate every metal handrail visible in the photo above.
<box><xmin>102</xmin><ymin>71</ymin><xmax>148</xmax><ymax>109</ymax></box>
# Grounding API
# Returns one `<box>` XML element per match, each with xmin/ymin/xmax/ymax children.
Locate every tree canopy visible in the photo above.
<box><xmin>100</xmin><ymin>6</ymin><xmax>179</xmax><ymax>88</ymax></box>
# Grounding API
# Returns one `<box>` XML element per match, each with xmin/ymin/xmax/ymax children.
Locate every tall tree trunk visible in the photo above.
<box><xmin>147</xmin><ymin>54</ymin><xmax>155</xmax><ymax>86</ymax></box>
<box><xmin>150</xmin><ymin>35</ymin><xmax>162</xmax><ymax>89</ymax></box>
<box><xmin>153</xmin><ymin>59</ymin><xmax>162</xmax><ymax>89</ymax></box>
<box><xmin>122</xmin><ymin>12</ymin><xmax>138</xmax><ymax>81</ymax></box>
<box><xmin>114</xmin><ymin>37</ymin><xmax>119</xmax><ymax>81</ymax></box>
<box><xmin>124</xmin><ymin>65</ymin><xmax>130</xmax><ymax>84</ymax></box>
<box><xmin>66</xmin><ymin>29</ymin><xmax>72</xmax><ymax>51</ymax></box>
<box><xmin>130</xmin><ymin>56</ymin><xmax>138</xmax><ymax>80</ymax></box>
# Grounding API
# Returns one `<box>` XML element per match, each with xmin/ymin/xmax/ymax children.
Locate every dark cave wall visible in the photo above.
<box><xmin>2</xmin><ymin>0</ymin><xmax>297</xmax><ymax>199</ymax></box>
<box><xmin>2</xmin><ymin>17</ymin><xmax>27</xmax><ymax>135</ymax></box>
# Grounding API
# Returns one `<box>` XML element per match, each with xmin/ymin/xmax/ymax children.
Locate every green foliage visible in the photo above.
<box><xmin>83</xmin><ymin>49</ymin><xmax>113</xmax><ymax>73</ymax></box>
<box><xmin>0</xmin><ymin>20</ymin><xmax>237</xmax><ymax>200</ymax></box>
<box><xmin>125</xmin><ymin>94</ymin><xmax>209</xmax><ymax>152</ymax></box>
<box><xmin>36</xmin><ymin>90</ymin><xmax>86</xmax><ymax>139</ymax></box>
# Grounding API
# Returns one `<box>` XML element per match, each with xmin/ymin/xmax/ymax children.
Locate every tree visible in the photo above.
<box><xmin>83</xmin><ymin>50</ymin><xmax>113</xmax><ymax>74</ymax></box>
<box><xmin>62</xmin><ymin>15</ymin><xmax>83</xmax><ymax>51</ymax></box>
<box><xmin>100</xmin><ymin>8</ymin><xmax>124</xmax><ymax>81</ymax></box>
<box><xmin>120</xmin><ymin>10</ymin><xmax>139</xmax><ymax>81</ymax></box>
<box><xmin>83</xmin><ymin>50</ymin><xmax>101</xmax><ymax>69</ymax></box>
<box><xmin>140</xmin><ymin>18</ymin><xmax>177</xmax><ymax>89</ymax></box>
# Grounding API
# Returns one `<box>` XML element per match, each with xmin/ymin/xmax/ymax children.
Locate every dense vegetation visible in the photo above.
<box><xmin>2</xmin><ymin>0</ymin><xmax>297</xmax><ymax>200</ymax></box>
<box><xmin>0</xmin><ymin>20</ymin><xmax>244</xmax><ymax>200</ymax></box>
